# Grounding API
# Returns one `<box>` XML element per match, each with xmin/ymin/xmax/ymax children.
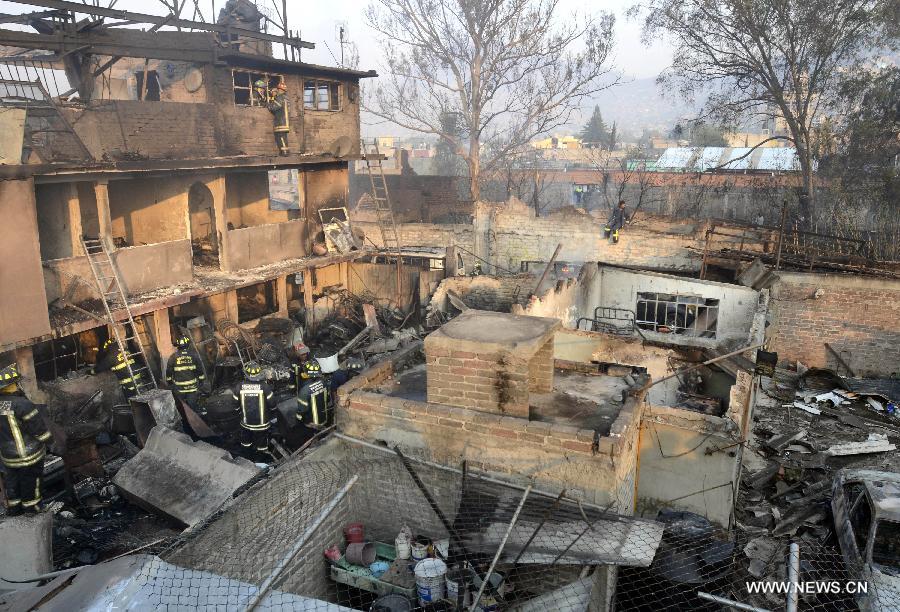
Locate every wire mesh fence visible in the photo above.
<box><xmin>8</xmin><ymin>439</ymin><xmax>897</xmax><ymax>610</ymax></box>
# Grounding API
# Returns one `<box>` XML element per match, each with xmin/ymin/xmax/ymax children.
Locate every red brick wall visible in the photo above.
<box><xmin>768</xmin><ymin>273</ymin><xmax>900</xmax><ymax>377</ymax></box>
<box><xmin>425</xmin><ymin>347</ymin><xmax>531</xmax><ymax>417</ymax></box>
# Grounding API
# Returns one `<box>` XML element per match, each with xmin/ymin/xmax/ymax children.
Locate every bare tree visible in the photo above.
<box><xmin>586</xmin><ymin>148</ymin><xmax>662</xmax><ymax>217</ymax></box>
<box><xmin>633</xmin><ymin>0</ymin><xmax>894</xmax><ymax>223</ymax></box>
<box><xmin>365</xmin><ymin>0</ymin><xmax>617</xmax><ymax>201</ymax></box>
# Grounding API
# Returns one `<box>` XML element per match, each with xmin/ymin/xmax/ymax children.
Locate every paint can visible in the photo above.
<box><xmin>445</xmin><ymin>567</ymin><xmax>472</xmax><ymax>607</ymax></box>
<box><xmin>343</xmin><ymin>522</ymin><xmax>365</xmax><ymax>544</ymax></box>
<box><xmin>472</xmin><ymin>571</ymin><xmax>506</xmax><ymax>611</ymax></box>
<box><xmin>414</xmin><ymin>558</ymin><xmax>447</xmax><ymax>605</ymax></box>
<box><xmin>345</xmin><ymin>542</ymin><xmax>376</xmax><ymax>566</ymax></box>
<box><xmin>410</xmin><ymin>536</ymin><xmax>430</xmax><ymax>561</ymax></box>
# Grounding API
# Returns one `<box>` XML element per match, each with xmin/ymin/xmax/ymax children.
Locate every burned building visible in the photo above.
<box><xmin>0</xmin><ymin>2</ymin><xmax>378</xmax><ymax>405</ymax></box>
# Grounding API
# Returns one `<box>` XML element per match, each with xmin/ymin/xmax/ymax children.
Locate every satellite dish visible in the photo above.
<box><xmin>184</xmin><ymin>68</ymin><xmax>203</xmax><ymax>93</ymax></box>
<box><xmin>329</xmin><ymin>136</ymin><xmax>353</xmax><ymax>157</ymax></box>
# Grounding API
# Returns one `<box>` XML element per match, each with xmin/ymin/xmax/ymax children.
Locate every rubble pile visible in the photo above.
<box><xmin>730</xmin><ymin>367</ymin><xmax>900</xmax><ymax>603</ymax></box>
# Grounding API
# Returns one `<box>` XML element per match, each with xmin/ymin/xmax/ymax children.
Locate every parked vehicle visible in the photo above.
<box><xmin>831</xmin><ymin>469</ymin><xmax>900</xmax><ymax>611</ymax></box>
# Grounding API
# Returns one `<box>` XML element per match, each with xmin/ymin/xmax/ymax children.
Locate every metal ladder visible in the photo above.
<box><xmin>360</xmin><ymin>138</ymin><xmax>404</xmax><ymax>285</ymax></box>
<box><xmin>81</xmin><ymin>238</ymin><xmax>158</xmax><ymax>395</ymax></box>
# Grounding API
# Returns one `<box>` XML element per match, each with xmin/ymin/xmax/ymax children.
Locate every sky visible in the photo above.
<box><xmin>0</xmin><ymin>0</ymin><xmax>676</xmax><ymax>134</ymax></box>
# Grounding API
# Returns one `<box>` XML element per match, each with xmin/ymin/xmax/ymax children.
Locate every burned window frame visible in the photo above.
<box><xmin>635</xmin><ymin>291</ymin><xmax>720</xmax><ymax>338</ymax></box>
<box><xmin>232</xmin><ymin>69</ymin><xmax>285</xmax><ymax>107</ymax></box>
<box><xmin>303</xmin><ymin>79</ymin><xmax>341</xmax><ymax>112</ymax></box>
<box><xmin>33</xmin><ymin>328</ymin><xmax>108</xmax><ymax>382</ymax></box>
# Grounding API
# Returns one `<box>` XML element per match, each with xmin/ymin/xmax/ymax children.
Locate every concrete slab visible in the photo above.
<box><xmin>131</xmin><ymin>389</ymin><xmax>183</xmax><ymax>447</ymax></box>
<box><xmin>113</xmin><ymin>426</ymin><xmax>261</xmax><ymax>527</ymax></box>
<box><xmin>427</xmin><ymin>309</ymin><xmax>560</xmax><ymax>355</ymax></box>
<box><xmin>0</xmin><ymin>512</ymin><xmax>52</xmax><ymax>591</ymax></box>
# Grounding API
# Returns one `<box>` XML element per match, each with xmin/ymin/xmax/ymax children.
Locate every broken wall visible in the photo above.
<box><xmin>767</xmin><ymin>272</ymin><xmax>900</xmax><ymax>377</ymax></box>
<box><xmin>35</xmin><ymin>183</ymin><xmax>81</xmax><ymax>260</ymax></box>
<box><xmin>592</xmin><ymin>267</ymin><xmax>760</xmax><ymax>348</ymax></box>
<box><xmin>427</xmin><ymin>274</ymin><xmax>534</xmax><ymax>315</ymax></box>
<box><xmin>0</xmin><ymin>179</ymin><xmax>52</xmax><ymax>348</ymax></box>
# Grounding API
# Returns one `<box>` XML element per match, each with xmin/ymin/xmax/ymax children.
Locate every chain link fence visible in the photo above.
<box><xmin>7</xmin><ymin>438</ymin><xmax>898</xmax><ymax>610</ymax></box>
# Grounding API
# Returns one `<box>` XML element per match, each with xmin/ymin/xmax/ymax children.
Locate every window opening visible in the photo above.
<box><xmin>233</xmin><ymin>70</ymin><xmax>284</xmax><ymax>106</ymax></box>
<box><xmin>635</xmin><ymin>292</ymin><xmax>720</xmax><ymax>338</ymax></box>
<box><xmin>135</xmin><ymin>70</ymin><xmax>161</xmax><ymax>101</ymax></box>
<box><xmin>303</xmin><ymin>79</ymin><xmax>341</xmax><ymax>111</ymax></box>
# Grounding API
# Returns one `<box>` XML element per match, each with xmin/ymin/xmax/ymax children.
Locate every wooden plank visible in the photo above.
<box><xmin>5</xmin><ymin>0</ymin><xmax>314</xmax><ymax>48</ymax></box>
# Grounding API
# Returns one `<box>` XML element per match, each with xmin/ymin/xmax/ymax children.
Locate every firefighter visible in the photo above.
<box><xmin>166</xmin><ymin>336</ymin><xmax>206</xmax><ymax>416</ymax></box>
<box><xmin>604</xmin><ymin>200</ymin><xmax>627</xmax><ymax>244</ymax></box>
<box><xmin>0</xmin><ymin>363</ymin><xmax>52</xmax><ymax>515</ymax></box>
<box><xmin>93</xmin><ymin>339</ymin><xmax>145</xmax><ymax>400</ymax></box>
<box><xmin>294</xmin><ymin>360</ymin><xmax>328</xmax><ymax>427</ymax></box>
<box><xmin>268</xmin><ymin>81</ymin><xmax>290</xmax><ymax>155</ymax></box>
<box><xmin>327</xmin><ymin>357</ymin><xmax>364</xmax><ymax>395</ymax></box>
<box><xmin>232</xmin><ymin>361</ymin><xmax>274</xmax><ymax>454</ymax></box>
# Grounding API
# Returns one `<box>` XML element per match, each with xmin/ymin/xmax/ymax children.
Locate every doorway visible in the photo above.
<box><xmin>188</xmin><ymin>182</ymin><xmax>218</xmax><ymax>266</ymax></box>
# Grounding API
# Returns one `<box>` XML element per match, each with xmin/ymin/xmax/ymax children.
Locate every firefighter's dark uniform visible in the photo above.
<box><xmin>0</xmin><ymin>365</ymin><xmax>51</xmax><ymax>515</ymax></box>
<box><xmin>166</xmin><ymin>343</ymin><xmax>205</xmax><ymax>415</ymax></box>
<box><xmin>268</xmin><ymin>86</ymin><xmax>290</xmax><ymax>155</ymax></box>
<box><xmin>292</xmin><ymin>361</ymin><xmax>328</xmax><ymax>427</ymax></box>
<box><xmin>94</xmin><ymin>343</ymin><xmax>144</xmax><ymax>399</ymax></box>
<box><xmin>232</xmin><ymin>365</ymin><xmax>274</xmax><ymax>452</ymax></box>
<box><xmin>605</xmin><ymin>205</ymin><xmax>626</xmax><ymax>244</ymax></box>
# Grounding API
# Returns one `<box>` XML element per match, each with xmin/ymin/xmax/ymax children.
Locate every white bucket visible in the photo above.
<box><xmin>414</xmin><ymin>558</ymin><xmax>447</xmax><ymax>605</ymax></box>
<box><xmin>317</xmin><ymin>354</ymin><xmax>340</xmax><ymax>373</ymax></box>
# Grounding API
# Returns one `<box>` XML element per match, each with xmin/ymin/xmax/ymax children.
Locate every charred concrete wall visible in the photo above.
<box><xmin>427</xmin><ymin>274</ymin><xmax>534</xmax><ymax>315</ymax></box>
<box><xmin>767</xmin><ymin>272</ymin><xmax>900</xmax><ymax>377</ymax></box>
<box><xmin>590</xmin><ymin>267</ymin><xmax>761</xmax><ymax>349</ymax></box>
<box><xmin>108</xmin><ymin>178</ymin><xmax>190</xmax><ymax>245</ymax></box>
<box><xmin>42</xmin><ymin>240</ymin><xmax>194</xmax><ymax>304</ymax></box>
<box><xmin>61</xmin><ymin>68</ymin><xmax>361</xmax><ymax>160</ymax></box>
<box><xmin>0</xmin><ymin>179</ymin><xmax>52</xmax><ymax>348</ymax></box>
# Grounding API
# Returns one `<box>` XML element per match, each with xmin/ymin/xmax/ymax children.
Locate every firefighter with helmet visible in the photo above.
<box><xmin>294</xmin><ymin>359</ymin><xmax>328</xmax><ymax>427</ymax></box>
<box><xmin>232</xmin><ymin>361</ymin><xmax>274</xmax><ymax>454</ymax></box>
<box><xmin>0</xmin><ymin>363</ymin><xmax>52</xmax><ymax>516</ymax></box>
<box><xmin>166</xmin><ymin>335</ymin><xmax>206</xmax><ymax>415</ymax></box>
<box><xmin>93</xmin><ymin>338</ymin><xmax>145</xmax><ymax>399</ymax></box>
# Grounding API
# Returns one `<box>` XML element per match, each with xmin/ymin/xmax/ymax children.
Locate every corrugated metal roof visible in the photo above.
<box><xmin>655</xmin><ymin>146</ymin><xmax>805</xmax><ymax>172</ymax></box>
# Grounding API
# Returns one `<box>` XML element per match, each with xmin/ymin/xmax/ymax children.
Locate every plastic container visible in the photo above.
<box><xmin>410</xmin><ymin>536</ymin><xmax>429</xmax><ymax>561</ymax></box>
<box><xmin>345</xmin><ymin>542</ymin><xmax>376</xmax><ymax>566</ymax></box>
<box><xmin>414</xmin><ymin>558</ymin><xmax>447</xmax><ymax>605</ymax></box>
<box><xmin>344</xmin><ymin>522</ymin><xmax>365</xmax><ymax>544</ymax></box>
<box><xmin>369</xmin><ymin>560</ymin><xmax>390</xmax><ymax>578</ymax></box>
<box><xmin>395</xmin><ymin>529</ymin><xmax>411</xmax><ymax>560</ymax></box>
<box><xmin>370</xmin><ymin>593</ymin><xmax>413</xmax><ymax>612</ymax></box>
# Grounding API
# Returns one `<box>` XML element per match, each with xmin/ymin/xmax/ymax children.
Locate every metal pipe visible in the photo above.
<box><xmin>469</xmin><ymin>485</ymin><xmax>532</xmax><ymax>612</ymax></box>
<box><xmin>531</xmin><ymin>243</ymin><xmax>562</xmax><ymax>297</ymax></box>
<box><xmin>642</xmin><ymin>341</ymin><xmax>767</xmax><ymax>390</ymax></box>
<box><xmin>786</xmin><ymin>541</ymin><xmax>800</xmax><ymax>612</ymax></box>
<box><xmin>697</xmin><ymin>591</ymin><xmax>771</xmax><ymax>612</ymax></box>
<box><xmin>511</xmin><ymin>489</ymin><xmax>565</xmax><ymax>565</ymax></box>
<box><xmin>244</xmin><ymin>475</ymin><xmax>358</xmax><ymax>611</ymax></box>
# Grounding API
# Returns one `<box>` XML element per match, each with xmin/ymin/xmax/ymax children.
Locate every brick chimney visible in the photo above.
<box><xmin>425</xmin><ymin>310</ymin><xmax>560</xmax><ymax>418</ymax></box>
